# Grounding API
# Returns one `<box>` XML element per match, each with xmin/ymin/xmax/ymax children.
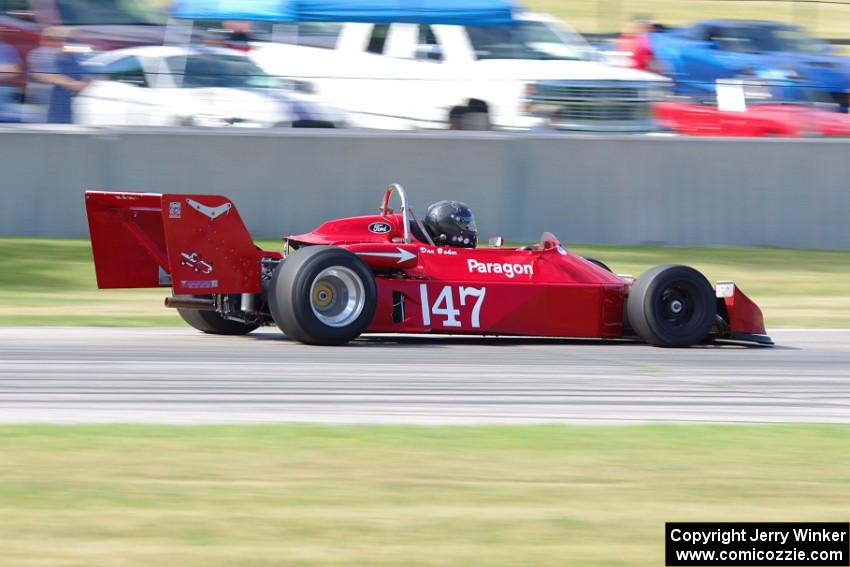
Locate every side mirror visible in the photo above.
<box><xmin>488</xmin><ymin>236</ymin><xmax>504</xmax><ymax>248</ymax></box>
<box><xmin>415</xmin><ymin>44</ymin><xmax>443</xmax><ymax>62</ymax></box>
<box><xmin>583</xmin><ymin>49</ymin><xmax>603</xmax><ymax>62</ymax></box>
<box><xmin>291</xmin><ymin>79</ymin><xmax>315</xmax><ymax>94</ymax></box>
<box><xmin>7</xmin><ymin>9</ymin><xmax>35</xmax><ymax>21</ymax></box>
<box><xmin>120</xmin><ymin>78</ymin><xmax>146</xmax><ymax>88</ymax></box>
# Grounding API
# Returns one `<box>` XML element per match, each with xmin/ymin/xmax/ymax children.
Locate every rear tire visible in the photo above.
<box><xmin>177</xmin><ymin>295</ymin><xmax>259</xmax><ymax>335</ymax></box>
<box><xmin>626</xmin><ymin>265</ymin><xmax>716</xmax><ymax>347</ymax></box>
<box><xmin>268</xmin><ymin>246</ymin><xmax>377</xmax><ymax>345</ymax></box>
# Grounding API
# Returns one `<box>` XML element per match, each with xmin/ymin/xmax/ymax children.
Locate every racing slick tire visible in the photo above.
<box><xmin>268</xmin><ymin>246</ymin><xmax>377</xmax><ymax>346</ymax></box>
<box><xmin>627</xmin><ymin>264</ymin><xmax>716</xmax><ymax>348</ymax></box>
<box><xmin>176</xmin><ymin>295</ymin><xmax>259</xmax><ymax>335</ymax></box>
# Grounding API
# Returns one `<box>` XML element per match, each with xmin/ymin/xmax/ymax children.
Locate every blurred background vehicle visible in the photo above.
<box><xmin>655</xmin><ymin>90</ymin><xmax>850</xmax><ymax>136</ymax></box>
<box><xmin>0</xmin><ymin>0</ymin><xmax>168</xmax><ymax>89</ymax></box>
<box><xmin>74</xmin><ymin>45</ymin><xmax>346</xmax><ymax>127</ymax></box>
<box><xmin>248</xmin><ymin>11</ymin><xmax>670</xmax><ymax>131</ymax></box>
<box><xmin>3</xmin><ymin>0</ymin><xmax>850</xmax><ymax>135</ymax></box>
<box><xmin>650</xmin><ymin>19</ymin><xmax>850</xmax><ymax>111</ymax></box>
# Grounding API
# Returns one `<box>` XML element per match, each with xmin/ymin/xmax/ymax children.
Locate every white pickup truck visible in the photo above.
<box><xmin>248</xmin><ymin>12</ymin><xmax>668</xmax><ymax>131</ymax></box>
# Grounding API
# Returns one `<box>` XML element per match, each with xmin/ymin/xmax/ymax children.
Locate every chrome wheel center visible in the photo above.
<box><xmin>309</xmin><ymin>266</ymin><xmax>366</xmax><ymax>328</ymax></box>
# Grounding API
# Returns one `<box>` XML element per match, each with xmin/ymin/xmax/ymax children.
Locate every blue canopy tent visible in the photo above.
<box><xmin>295</xmin><ymin>0</ymin><xmax>517</xmax><ymax>25</ymax></box>
<box><xmin>170</xmin><ymin>0</ymin><xmax>297</xmax><ymax>21</ymax></box>
<box><xmin>170</xmin><ymin>0</ymin><xmax>518</xmax><ymax>25</ymax></box>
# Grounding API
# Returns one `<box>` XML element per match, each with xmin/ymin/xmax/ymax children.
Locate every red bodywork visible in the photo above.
<box><xmin>288</xmin><ymin>214</ymin><xmax>627</xmax><ymax>337</ymax></box>
<box><xmin>655</xmin><ymin>102</ymin><xmax>850</xmax><ymax>138</ymax></box>
<box><xmin>715</xmin><ymin>282</ymin><xmax>767</xmax><ymax>337</ymax></box>
<box><xmin>85</xmin><ymin>191</ymin><xmax>274</xmax><ymax>296</ymax></box>
<box><xmin>84</xmin><ymin>190</ymin><xmax>768</xmax><ymax>341</ymax></box>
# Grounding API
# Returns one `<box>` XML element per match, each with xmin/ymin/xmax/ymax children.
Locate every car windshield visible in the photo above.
<box><xmin>167</xmin><ymin>54</ymin><xmax>281</xmax><ymax>89</ymax></box>
<box><xmin>715</xmin><ymin>26</ymin><xmax>828</xmax><ymax>55</ymax></box>
<box><xmin>467</xmin><ymin>20</ymin><xmax>592</xmax><ymax>61</ymax></box>
<box><xmin>56</xmin><ymin>0</ymin><xmax>166</xmax><ymax>25</ymax></box>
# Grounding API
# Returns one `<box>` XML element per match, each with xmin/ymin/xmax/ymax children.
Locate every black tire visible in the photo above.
<box><xmin>626</xmin><ymin>264</ymin><xmax>716</xmax><ymax>347</ymax></box>
<box><xmin>582</xmin><ymin>256</ymin><xmax>612</xmax><ymax>272</ymax></box>
<box><xmin>176</xmin><ymin>295</ymin><xmax>259</xmax><ymax>335</ymax></box>
<box><xmin>268</xmin><ymin>246</ymin><xmax>377</xmax><ymax>345</ymax></box>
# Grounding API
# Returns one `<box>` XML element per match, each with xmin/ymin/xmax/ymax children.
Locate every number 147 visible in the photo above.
<box><xmin>419</xmin><ymin>284</ymin><xmax>486</xmax><ymax>329</ymax></box>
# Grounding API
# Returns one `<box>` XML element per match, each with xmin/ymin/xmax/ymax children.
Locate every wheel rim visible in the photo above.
<box><xmin>309</xmin><ymin>266</ymin><xmax>366</xmax><ymax>328</ymax></box>
<box><xmin>659</xmin><ymin>282</ymin><xmax>700</xmax><ymax>328</ymax></box>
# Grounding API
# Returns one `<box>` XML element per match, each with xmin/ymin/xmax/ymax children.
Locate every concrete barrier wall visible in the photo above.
<box><xmin>1</xmin><ymin>126</ymin><xmax>848</xmax><ymax>249</ymax></box>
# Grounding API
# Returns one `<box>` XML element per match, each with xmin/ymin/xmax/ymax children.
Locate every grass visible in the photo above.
<box><xmin>0</xmin><ymin>424</ymin><xmax>847</xmax><ymax>566</ymax></box>
<box><xmin>1</xmin><ymin>237</ymin><xmax>848</xmax><ymax>327</ymax></box>
<box><xmin>525</xmin><ymin>0</ymin><xmax>850</xmax><ymax>40</ymax></box>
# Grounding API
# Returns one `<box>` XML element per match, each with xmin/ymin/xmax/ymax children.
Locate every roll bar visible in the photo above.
<box><xmin>380</xmin><ymin>183</ymin><xmax>411</xmax><ymax>244</ymax></box>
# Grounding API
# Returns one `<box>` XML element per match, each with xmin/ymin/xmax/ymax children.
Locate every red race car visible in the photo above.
<box><xmin>84</xmin><ymin>184</ymin><xmax>772</xmax><ymax>347</ymax></box>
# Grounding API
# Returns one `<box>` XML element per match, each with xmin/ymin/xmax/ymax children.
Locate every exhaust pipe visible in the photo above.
<box><xmin>164</xmin><ymin>297</ymin><xmax>216</xmax><ymax>311</ymax></box>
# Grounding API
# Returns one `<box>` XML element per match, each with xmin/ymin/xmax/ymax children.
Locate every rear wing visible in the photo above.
<box><xmin>84</xmin><ymin>191</ymin><xmax>264</xmax><ymax>295</ymax></box>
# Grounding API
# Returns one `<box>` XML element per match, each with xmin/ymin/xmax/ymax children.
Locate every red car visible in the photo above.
<box><xmin>655</xmin><ymin>101</ymin><xmax>850</xmax><ymax>137</ymax></box>
<box><xmin>84</xmin><ymin>184</ymin><xmax>772</xmax><ymax>347</ymax></box>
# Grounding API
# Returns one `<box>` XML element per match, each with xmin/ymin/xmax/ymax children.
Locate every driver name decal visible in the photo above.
<box><xmin>467</xmin><ymin>259</ymin><xmax>533</xmax><ymax>278</ymax></box>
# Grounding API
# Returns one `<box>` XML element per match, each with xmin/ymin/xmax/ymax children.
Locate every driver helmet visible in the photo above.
<box><xmin>423</xmin><ymin>200</ymin><xmax>477</xmax><ymax>248</ymax></box>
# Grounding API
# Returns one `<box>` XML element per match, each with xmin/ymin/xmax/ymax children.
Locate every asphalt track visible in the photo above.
<box><xmin>0</xmin><ymin>327</ymin><xmax>848</xmax><ymax>425</ymax></box>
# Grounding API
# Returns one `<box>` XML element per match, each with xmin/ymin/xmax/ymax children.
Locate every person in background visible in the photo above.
<box><xmin>448</xmin><ymin>105</ymin><xmax>467</xmax><ymax>130</ymax></box>
<box><xmin>26</xmin><ymin>27</ymin><xmax>90</xmax><ymax>124</ymax></box>
<box><xmin>223</xmin><ymin>21</ymin><xmax>254</xmax><ymax>52</ymax></box>
<box><xmin>463</xmin><ymin>98</ymin><xmax>491</xmax><ymax>130</ymax></box>
<box><xmin>617</xmin><ymin>16</ymin><xmax>656</xmax><ymax>72</ymax></box>
<box><xmin>0</xmin><ymin>39</ymin><xmax>21</xmax><ymax>122</ymax></box>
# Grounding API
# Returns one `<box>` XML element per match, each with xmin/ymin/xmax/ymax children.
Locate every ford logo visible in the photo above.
<box><xmin>368</xmin><ymin>222</ymin><xmax>392</xmax><ymax>234</ymax></box>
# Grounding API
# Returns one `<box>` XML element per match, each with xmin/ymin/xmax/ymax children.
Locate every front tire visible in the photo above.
<box><xmin>626</xmin><ymin>265</ymin><xmax>716</xmax><ymax>347</ymax></box>
<box><xmin>177</xmin><ymin>295</ymin><xmax>259</xmax><ymax>335</ymax></box>
<box><xmin>268</xmin><ymin>246</ymin><xmax>377</xmax><ymax>345</ymax></box>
